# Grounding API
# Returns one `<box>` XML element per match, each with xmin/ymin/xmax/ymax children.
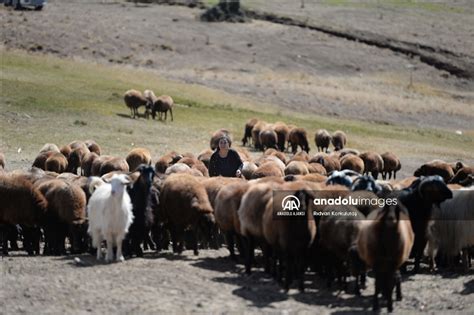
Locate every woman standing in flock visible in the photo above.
<box><xmin>209</xmin><ymin>136</ymin><xmax>243</xmax><ymax>177</ymax></box>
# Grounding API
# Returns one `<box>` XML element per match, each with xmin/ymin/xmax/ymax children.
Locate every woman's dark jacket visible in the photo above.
<box><xmin>209</xmin><ymin>149</ymin><xmax>243</xmax><ymax>177</ymax></box>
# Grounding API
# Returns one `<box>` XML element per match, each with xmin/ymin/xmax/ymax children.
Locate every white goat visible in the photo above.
<box><xmin>426</xmin><ymin>187</ymin><xmax>474</xmax><ymax>270</ymax></box>
<box><xmin>87</xmin><ymin>174</ymin><xmax>134</xmax><ymax>262</ymax></box>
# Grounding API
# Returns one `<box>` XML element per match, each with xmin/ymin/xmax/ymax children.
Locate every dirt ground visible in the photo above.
<box><xmin>1</xmin><ymin>1</ymin><xmax>474</xmax><ymax>313</ymax></box>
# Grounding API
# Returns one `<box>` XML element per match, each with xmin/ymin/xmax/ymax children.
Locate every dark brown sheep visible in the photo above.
<box><xmin>315</xmin><ymin>129</ymin><xmax>332</xmax><ymax>152</ymax></box>
<box><xmin>45</xmin><ymin>152</ymin><xmax>68</xmax><ymax>174</ymax></box>
<box><xmin>259</xmin><ymin>126</ymin><xmax>278</xmax><ymax>151</ymax></box>
<box><xmin>359</xmin><ymin>151</ymin><xmax>384</xmax><ymax>179</ymax></box>
<box><xmin>67</xmin><ymin>146</ymin><xmax>90</xmax><ymax>175</ymax></box>
<box><xmin>413</xmin><ymin>160</ymin><xmax>454</xmax><ymax>183</ymax></box>
<box><xmin>81</xmin><ymin>152</ymin><xmax>99</xmax><ymax>177</ymax></box>
<box><xmin>68</xmin><ymin>140</ymin><xmax>88</xmax><ymax>152</ymax></box>
<box><xmin>241</xmin><ymin>161</ymin><xmax>258</xmax><ymax>180</ymax></box>
<box><xmin>124</xmin><ymin>89</ymin><xmax>148</xmax><ymax>119</ymax></box>
<box><xmin>85</xmin><ymin>140</ymin><xmax>101</xmax><ymax>156</ymax></box>
<box><xmin>242</xmin><ymin>118</ymin><xmax>259</xmax><ymax>146</ymax></box>
<box><xmin>308</xmin><ymin>162</ymin><xmax>327</xmax><ymax>176</ymax></box>
<box><xmin>99</xmin><ymin>157</ymin><xmax>129</xmax><ymax>176</ymax></box>
<box><xmin>289</xmin><ymin>151</ymin><xmax>310</xmax><ymax>163</ymax></box>
<box><xmin>60</xmin><ymin>145</ymin><xmax>72</xmax><ymax>160</ymax></box>
<box><xmin>160</xmin><ymin>173</ymin><xmax>215</xmax><ymax>255</ymax></box>
<box><xmin>288</xmin><ymin>127</ymin><xmax>310</xmax><ymax>154</ymax></box>
<box><xmin>309</xmin><ymin>153</ymin><xmax>341</xmax><ymax>173</ymax></box>
<box><xmin>210</xmin><ymin>129</ymin><xmax>232</xmax><ymax>150</ymax></box>
<box><xmin>449</xmin><ymin>166</ymin><xmax>473</xmax><ymax>186</ymax></box>
<box><xmin>251</xmin><ymin>120</ymin><xmax>268</xmax><ymax>150</ymax></box>
<box><xmin>126</xmin><ymin>147</ymin><xmax>152</xmax><ymax>172</ymax></box>
<box><xmin>284</xmin><ymin>161</ymin><xmax>310</xmax><ymax>175</ymax></box>
<box><xmin>39</xmin><ymin>143</ymin><xmax>60</xmax><ymax>154</ymax></box>
<box><xmin>154</xmin><ymin>151</ymin><xmax>183</xmax><ymax>174</ymax></box>
<box><xmin>274</xmin><ymin>121</ymin><xmax>290</xmax><ymax>152</ymax></box>
<box><xmin>32</xmin><ymin>151</ymin><xmax>55</xmax><ymax>170</ymax></box>
<box><xmin>340</xmin><ymin>154</ymin><xmax>365</xmax><ymax>174</ymax></box>
<box><xmin>177</xmin><ymin>157</ymin><xmax>209</xmax><ymax>177</ymax></box>
<box><xmin>331</xmin><ymin>130</ymin><xmax>347</xmax><ymax>151</ymax></box>
<box><xmin>90</xmin><ymin>155</ymin><xmax>112</xmax><ymax>176</ymax></box>
<box><xmin>151</xmin><ymin>95</ymin><xmax>174</xmax><ymax>121</ymax></box>
<box><xmin>357</xmin><ymin>203</ymin><xmax>414</xmax><ymax>312</ymax></box>
<box><xmin>381</xmin><ymin>152</ymin><xmax>401</xmax><ymax>180</ymax></box>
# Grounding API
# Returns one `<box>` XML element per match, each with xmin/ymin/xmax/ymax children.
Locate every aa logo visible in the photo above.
<box><xmin>281</xmin><ymin>195</ymin><xmax>300</xmax><ymax>211</ymax></box>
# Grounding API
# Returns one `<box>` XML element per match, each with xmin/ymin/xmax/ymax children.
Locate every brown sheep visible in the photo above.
<box><xmin>214</xmin><ymin>181</ymin><xmax>251</xmax><ymax>259</ymax></box>
<box><xmin>90</xmin><ymin>155</ymin><xmax>112</xmax><ymax>176</ymax></box>
<box><xmin>151</xmin><ymin>95</ymin><xmax>174</xmax><ymax>121</ymax></box>
<box><xmin>309</xmin><ymin>153</ymin><xmax>341</xmax><ymax>173</ymax></box>
<box><xmin>160</xmin><ymin>173</ymin><xmax>215</xmax><ymax>255</ymax></box>
<box><xmin>67</xmin><ymin>146</ymin><xmax>90</xmax><ymax>175</ymax></box>
<box><xmin>164</xmin><ymin>163</ymin><xmax>198</xmax><ymax>176</ymax></box>
<box><xmin>331</xmin><ymin>130</ymin><xmax>347</xmax><ymax>151</ymax></box>
<box><xmin>68</xmin><ymin>140</ymin><xmax>88</xmax><ymax>151</ymax></box>
<box><xmin>177</xmin><ymin>157</ymin><xmax>209</xmax><ymax>177</ymax></box>
<box><xmin>263</xmin><ymin>148</ymin><xmax>287</xmax><ymax>165</ymax></box>
<box><xmin>39</xmin><ymin>143</ymin><xmax>60</xmax><ymax>154</ymax></box>
<box><xmin>339</xmin><ymin>148</ymin><xmax>360</xmax><ymax>158</ymax></box>
<box><xmin>308</xmin><ymin>162</ymin><xmax>327</xmax><ymax>176</ymax></box>
<box><xmin>449</xmin><ymin>166</ymin><xmax>473</xmax><ymax>186</ymax></box>
<box><xmin>81</xmin><ymin>152</ymin><xmax>99</xmax><ymax>177</ymax></box>
<box><xmin>252</xmin><ymin>160</ymin><xmax>285</xmax><ymax>179</ymax></box>
<box><xmin>201</xmin><ymin>176</ymin><xmax>242</xmax><ymax>210</ymax></box>
<box><xmin>154</xmin><ymin>151</ymin><xmax>183</xmax><ymax>174</ymax></box>
<box><xmin>286</xmin><ymin>173</ymin><xmax>327</xmax><ymax>183</ymax></box>
<box><xmin>284</xmin><ymin>161</ymin><xmax>309</xmax><ymax>176</ymax></box>
<box><xmin>381</xmin><ymin>152</ymin><xmax>401</xmax><ymax>180</ymax></box>
<box><xmin>126</xmin><ymin>148</ymin><xmax>152</xmax><ymax>172</ymax></box>
<box><xmin>32</xmin><ymin>151</ymin><xmax>55</xmax><ymax>170</ymax></box>
<box><xmin>357</xmin><ymin>202</ymin><xmax>414</xmax><ymax>312</ymax></box>
<box><xmin>0</xmin><ymin>173</ymin><xmax>48</xmax><ymax>255</ymax></box>
<box><xmin>241</xmin><ymin>161</ymin><xmax>258</xmax><ymax>180</ymax></box>
<box><xmin>251</xmin><ymin>120</ymin><xmax>268</xmax><ymax>150</ymax></box>
<box><xmin>390</xmin><ymin>176</ymin><xmax>418</xmax><ymax>190</ymax></box>
<box><xmin>340</xmin><ymin>154</ymin><xmax>365</xmax><ymax>174</ymax></box>
<box><xmin>289</xmin><ymin>151</ymin><xmax>310</xmax><ymax>163</ymax></box>
<box><xmin>210</xmin><ymin>129</ymin><xmax>232</xmax><ymax>150</ymax></box>
<box><xmin>259</xmin><ymin>126</ymin><xmax>278</xmax><ymax>151</ymax></box>
<box><xmin>124</xmin><ymin>89</ymin><xmax>148</xmax><ymax>119</ymax></box>
<box><xmin>413</xmin><ymin>160</ymin><xmax>454</xmax><ymax>183</ymax></box>
<box><xmin>45</xmin><ymin>152</ymin><xmax>68</xmax><ymax>174</ymax></box>
<box><xmin>85</xmin><ymin>140</ymin><xmax>101</xmax><ymax>156</ymax></box>
<box><xmin>359</xmin><ymin>151</ymin><xmax>384</xmax><ymax>179</ymax></box>
<box><xmin>99</xmin><ymin>157</ymin><xmax>129</xmax><ymax>176</ymax></box>
<box><xmin>197</xmin><ymin>149</ymin><xmax>213</xmax><ymax>169</ymax></box>
<box><xmin>242</xmin><ymin>118</ymin><xmax>259</xmax><ymax>146</ymax></box>
<box><xmin>263</xmin><ymin>181</ymin><xmax>317</xmax><ymax>291</ymax></box>
<box><xmin>288</xmin><ymin>127</ymin><xmax>310</xmax><ymax>154</ymax></box>
<box><xmin>274</xmin><ymin>121</ymin><xmax>290</xmax><ymax>152</ymax></box>
<box><xmin>315</xmin><ymin>129</ymin><xmax>331</xmax><ymax>153</ymax></box>
<box><xmin>36</xmin><ymin>179</ymin><xmax>87</xmax><ymax>255</ymax></box>
<box><xmin>60</xmin><ymin>145</ymin><xmax>72</xmax><ymax>160</ymax></box>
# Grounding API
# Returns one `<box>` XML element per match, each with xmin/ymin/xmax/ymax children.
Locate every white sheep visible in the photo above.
<box><xmin>87</xmin><ymin>174</ymin><xmax>134</xmax><ymax>262</ymax></box>
<box><xmin>426</xmin><ymin>187</ymin><xmax>474</xmax><ymax>270</ymax></box>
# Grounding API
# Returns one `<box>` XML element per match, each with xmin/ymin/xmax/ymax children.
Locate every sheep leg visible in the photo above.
<box><xmin>284</xmin><ymin>253</ymin><xmax>293</xmax><ymax>292</ymax></box>
<box><xmin>105</xmin><ymin>233</ymin><xmax>114</xmax><ymax>262</ymax></box>
<box><xmin>169</xmin><ymin>108</ymin><xmax>173</xmax><ymax>121</ymax></box>
<box><xmin>296</xmin><ymin>255</ymin><xmax>306</xmax><ymax>292</ymax></box>
<box><xmin>225</xmin><ymin>231</ymin><xmax>236</xmax><ymax>260</ymax></box>
<box><xmin>261</xmin><ymin>242</ymin><xmax>272</xmax><ymax>274</ymax></box>
<box><xmin>94</xmin><ymin>231</ymin><xmax>103</xmax><ymax>260</ymax></box>
<box><xmin>244</xmin><ymin>236</ymin><xmax>255</xmax><ymax>274</ymax></box>
<box><xmin>395</xmin><ymin>271</ymin><xmax>402</xmax><ymax>301</ymax></box>
<box><xmin>116</xmin><ymin>235</ymin><xmax>125</xmax><ymax>262</ymax></box>
<box><xmin>0</xmin><ymin>227</ymin><xmax>9</xmax><ymax>255</ymax></box>
<box><xmin>373</xmin><ymin>273</ymin><xmax>381</xmax><ymax>311</ymax></box>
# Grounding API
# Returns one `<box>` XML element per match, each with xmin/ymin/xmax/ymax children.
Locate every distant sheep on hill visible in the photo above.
<box><xmin>151</xmin><ymin>95</ymin><xmax>174</xmax><ymax>121</ymax></box>
<box><xmin>124</xmin><ymin>89</ymin><xmax>148</xmax><ymax>119</ymax></box>
<box><xmin>242</xmin><ymin>118</ymin><xmax>259</xmax><ymax>147</ymax></box>
<box><xmin>331</xmin><ymin>130</ymin><xmax>347</xmax><ymax>151</ymax></box>
<box><xmin>315</xmin><ymin>129</ymin><xmax>331</xmax><ymax>153</ymax></box>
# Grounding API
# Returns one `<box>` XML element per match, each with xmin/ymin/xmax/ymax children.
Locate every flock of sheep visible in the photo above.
<box><xmin>0</xmin><ymin>118</ymin><xmax>473</xmax><ymax>312</ymax></box>
<box><xmin>124</xmin><ymin>89</ymin><xmax>174</xmax><ymax>121</ymax></box>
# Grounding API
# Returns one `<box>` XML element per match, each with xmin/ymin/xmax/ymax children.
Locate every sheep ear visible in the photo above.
<box><xmin>122</xmin><ymin>175</ymin><xmax>132</xmax><ymax>185</ymax></box>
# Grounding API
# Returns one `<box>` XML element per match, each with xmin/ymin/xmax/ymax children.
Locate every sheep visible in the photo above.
<box><xmin>357</xmin><ymin>202</ymin><xmax>414</xmax><ymax>312</ymax></box>
<box><xmin>289</xmin><ymin>151</ymin><xmax>310</xmax><ymax>163</ymax></box>
<box><xmin>414</xmin><ymin>160</ymin><xmax>454</xmax><ymax>183</ymax></box>
<box><xmin>236</xmin><ymin>147</ymin><xmax>252</xmax><ymax>162</ymax></box>
<box><xmin>87</xmin><ymin>174</ymin><xmax>134</xmax><ymax>262</ymax></box>
<box><xmin>315</xmin><ymin>129</ymin><xmax>331</xmax><ymax>152</ymax></box>
<box><xmin>177</xmin><ymin>157</ymin><xmax>209</xmax><ymax>177</ymax></box>
<box><xmin>308</xmin><ymin>162</ymin><xmax>327</xmax><ymax>175</ymax></box>
<box><xmin>0</xmin><ymin>152</ymin><xmax>5</xmax><ymax>170</ymax></box>
<box><xmin>450</xmin><ymin>166</ymin><xmax>473</xmax><ymax>186</ymax></box>
<box><xmin>164</xmin><ymin>163</ymin><xmax>193</xmax><ymax>176</ymax></box>
<box><xmin>210</xmin><ymin>129</ymin><xmax>232</xmax><ymax>150</ymax></box>
<box><xmin>309</xmin><ymin>153</ymin><xmax>341</xmax><ymax>173</ymax></box>
<box><xmin>214</xmin><ymin>181</ymin><xmax>250</xmax><ymax>259</ymax></box>
<box><xmin>67</xmin><ymin>146</ymin><xmax>90</xmax><ymax>175</ymax></box>
<box><xmin>85</xmin><ymin>140</ymin><xmax>101</xmax><ymax>156</ymax></box>
<box><xmin>126</xmin><ymin>148</ymin><xmax>152</xmax><ymax>172</ymax></box>
<box><xmin>331</xmin><ymin>130</ymin><xmax>347</xmax><ymax>151</ymax></box>
<box><xmin>197</xmin><ymin>149</ymin><xmax>213</xmax><ymax>169</ymax></box>
<box><xmin>390</xmin><ymin>176</ymin><xmax>418</xmax><ymax>190</ymax></box>
<box><xmin>242</xmin><ymin>118</ymin><xmax>259</xmax><ymax>146</ymax></box>
<box><xmin>263</xmin><ymin>182</ymin><xmax>317</xmax><ymax>291</ymax></box>
<box><xmin>0</xmin><ymin>173</ymin><xmax>48</xmax><ymax>255</ymax></box>
<box><xmin>151</xmin><ymin>95</ymin><xmax>174</xmax><ymax>121</ymax></box>
<box><xmin>359</xmin><ymin>151</ymin><xmax>384</xmax><ymax>180</ymax></box>
<box><xmin>397</xmin><ymin>176</ymin><xmax>453</xmax><ymax>273</ymax></box>
<box><xmin>143</xmin><ymin>89</ymin><xmax>158</xmax><ymax>117</ymax></box>
<box><xmin>124</xmin><ymin>89</ymin><xmax>148</xmax><ymax>119</ymax></box>
<box><xmin>381</xmin><ymin>152</ymin><xmax>401</xmax><ymax>180</ymax></box>
<box><xmin>274</xmin><ymin>122</ymin><xmax>290</xmax><ymax>152</ymax></box>
<box><xmin>39</xmin><ymin>143</ymin><xmax>60</xmax><ymax>154</ymax></box>
<box><xmin>123</xmin><ymin>165</ymin><xmax>156</xmax><ymax>257</ymax></box>
<box><xmin>288</xmin><ymin>127</ymin><xmax>310</xmax><ymax>154</ymax></box>
<box><xmin>252</xmin><ymin>160</ymin><xmax>284</xmax><ymax>179</ymax></box>
<box><xmin>35</xmin><ymin>179</ymin><xmax>87</xmax><ymax>255</ymax></box>
<box><xmin>340</xmin><ymin>154</ymin><xmax>365</xmax><ymax>174</ymax></box>
<box><xmin>90</xmin><ymin>155</ymin><xmax>112</xmax><ymax>176</ymax></box>
<box><xmin>251</xmin><ymin>120</ymin><xmax>268</xmax><ymax>150</ymax></box>
<box><xmin>45</xmin><ymin>152</ymin><xmax>68</xmax><ymax>174</ymax></box>
<box><xmin>99</xmin><ymin>157</ymin><xmax>129</xmax><ymax>176</ymax></box>
<box><xmin>263</xmin><ymin>148</ymin><xmax>287</xmax><ymax>165</ymax></box>
<box><xmin>426</xmin><ymin>188</ymin><xmax>474</xmax><ymax>271</ymax></box>
<box><xmin>284</xmin><ymin>161</ymin><xmax>310</xmax><ymax>176</ymax></box>
<box><xmin>81</xmin><ymin>152</ymin><xmax>99</xmax><ymax>177</ymax></box>
<box><xmin>259</xmin><ymin>126</ymin><xmax>278</xmax><ymax>151</ymax></box>
<box><xmin>32</xmin><ymin>151</ymin><xmax>55</xmax><ymax>170</ymax></box>
<box><xmin>285</xmin><ymin>173</ymin><xmax>327</xmax><ymax>183</ymax></box>
<box><xmin>60</xmin><ymin>145</ymin><xmax>72</xmax><ymax>160</ymax></box>
<box><xmin>160</xmin><ymin>173</ymin><xmax>215</xmax><ymax>255</ymax></box>
<box><xmin>241</xmin><ymin>161</ymin><xmax>258</xmax><ymax>180</ymax></box>
<box><xmin>154</xmin><ymin>151</ymin><xmax>183</xmax><ymax>174</ymax></box>
<box><xmin>339</xmin><ymin>148</ymin><xmax>360</xmax><ymax>158</ymax></box>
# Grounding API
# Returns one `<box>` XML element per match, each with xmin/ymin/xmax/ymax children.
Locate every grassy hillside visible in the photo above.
<box><xmin>1</xmin><ymin>49</ymin><xmax>473</xmax><ymax>172</ymax></box>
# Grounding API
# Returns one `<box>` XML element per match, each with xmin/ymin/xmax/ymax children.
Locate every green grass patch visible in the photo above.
<box><xmin>1</xmin><ymin>49</ymin><xmax>472</xmax><ymax>171</ymax></box>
